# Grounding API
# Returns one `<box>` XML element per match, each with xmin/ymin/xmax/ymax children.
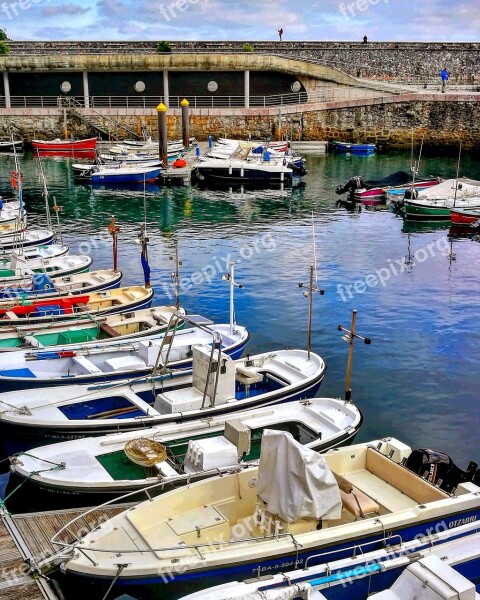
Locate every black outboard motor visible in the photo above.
<box><xmin>405</xmin><ymin>448</ymin><xmax>479</xmax><ymax>493</ymax></box>
<box><xmin>336</xmin><ymin>175</ymin><xmax>364</xmax><ymax>195</ymax></box>
<box><xmin>403</xmin><ymin>187</ymin><xmax>419</xmax><ymax>200</ymax></box>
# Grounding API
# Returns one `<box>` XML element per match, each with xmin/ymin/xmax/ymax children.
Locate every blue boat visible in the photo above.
<box><xmin>91</xmin><ymin>165</ymin><xmax>162</xmax><ymax>184</ymax></box>
<box><xmin>332</xmin><ymin>141</ymin><xmax>376</xmax><ymax>154</ymax></box>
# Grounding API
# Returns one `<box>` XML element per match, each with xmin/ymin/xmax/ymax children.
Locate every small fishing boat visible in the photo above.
<box><xmin>194</xmin><ymin>157</ymin><xmax>293</xmax><ymax>185</ymax></box>
<box><xmin>450</xmin><ymin>206</ymin><xmax>480</xmax><ymax>225</ymax></box>
<box><xmin>72</xmin><ymin>161</ymin><xmax>161</xmax><ymax>180</ymax></box>
<box><xmin>0</xmin><ymin>285</ymin><xmax>153</xmax><ymax>328</ymax></box>
<box><xmin>56</xmin><ymin>433</ymin><xmax>480</xmax><ymax>592</ymax></box>
<box><xmin>0</xmin><ymin>253</ymin><xmax>92</xmax><ymax>289</ymax></box>
<box><xmin>9</xmin><ymin>396</ymin><xmax>361</xmax><ymax>506</ymax></box>
<box><xmin>180</xmin><ymin>522</ymin><xmax>480</xmax><ymax>599</ymax></box>
<box><xmin>0</xmin><ymin>305</ymin><xmax>183</xmax><ymax>351</ymax></box>
<box><xmin>0</xmin><ymin>139</ymin><xmax>23</xmax><ymax>152</ymax></box>
<box><xmin>0</xmin><ymin>269</ymin><xmax>121</xmax><ymax>301</ymax></box>
<box><xmin>332</xmin><ymin>141</ymin><xmax>376</xmax><ymax>154</ymax></box>
<box><xmin>90</xmin><ymin>164</ymin><xmax>162</xmax><ymax>184</ymax></box>
<box><xmin>401</xmin><ymin>178</ymin><xmax>480</xmax><ymax>220</ymax></box>
<box><xmin>0</xmin><ymin>244</ymin><xmax>69</xmax><ymax>263</ymax></box>
<box><xmin>0</xmin><ymin>321</ymin><xmax>249</xmax><ymax>390</ymax></box>
<box><xmin>0</xmin><ymin>229</ymin><xmax>55</xmax><ymax>251</ymax></box>
<box><xmin>99</xmin><ymin>154</ymin><xmax>163</xmax><ymax>165</ymax></box>
<box><xmin>31</xmin><ymin>137</ymin><xmax>97</xmax><ymax>151</ymax></box>
<box><xmin>0</xmin><ymin>346</ymin><xmax>326</xmax><ymax>452</ymax></box>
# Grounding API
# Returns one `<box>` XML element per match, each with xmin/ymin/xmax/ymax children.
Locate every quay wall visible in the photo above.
<box><xmin>1</xmin><ymin>94</ymin><xmax>479</xmax><ymax>149</ymax></box>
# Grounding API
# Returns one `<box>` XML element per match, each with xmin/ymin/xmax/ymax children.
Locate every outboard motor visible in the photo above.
<box><xmin>403</xmin><ymin>187</ymin><xmax>419</xmax><ymax>200</ymax></box>
<box><xmin>335</xmin><ymin>175</ymin><xmax>364</xmax><ymax>195</ymax></box>
<box><xmin>405</xmin><ymin>448</ymin><xmax>479</xmax><ymax>493</ymax></box>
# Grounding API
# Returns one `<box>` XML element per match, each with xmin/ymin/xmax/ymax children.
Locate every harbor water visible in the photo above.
<box><xmin>0</xmin><ymin>148</ymin><xmax>479</xmax><ymax>598</ymax></box>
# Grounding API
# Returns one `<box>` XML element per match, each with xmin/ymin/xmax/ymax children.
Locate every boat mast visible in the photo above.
<box><xmin>36</xmin><ymin>150</ymin><xmax>53</xmax><ymax>232</ymax></box>
<box><xmin>338</xmin><ymin>309</ymin><xmax>371</xmax><ymax>402</ymax></box>
<box><xmin>222</xmin><ymin>261</ymin><xmax>243</xmax><ymax>336</ymax></box>
<box><xmin>52</xmin><ymin>196</ymin><xmax>64</xmax><ymax>246</ymax></box>
<box><xmin>10</xmin><ymin>131</ymin><xmax>25</xmax><ymax>253</ymax></box>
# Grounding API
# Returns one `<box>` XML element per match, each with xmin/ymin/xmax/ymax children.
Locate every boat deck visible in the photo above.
<box><xmin>0</xmin><ymin>503</ymin><xmax>133</xmax><ymax>599</ymax></box>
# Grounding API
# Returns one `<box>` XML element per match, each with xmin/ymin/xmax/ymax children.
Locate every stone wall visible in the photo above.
<box><xmin>1</xmin><ymin>95</ymin><xmax>479</xmax><ymax>149</ymax></box>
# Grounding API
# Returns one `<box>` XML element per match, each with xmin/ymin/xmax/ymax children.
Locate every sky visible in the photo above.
<box><xmin>0</xmin><ymin>0</ymin><xmax>479</xmax><ymax>42</ymax></box>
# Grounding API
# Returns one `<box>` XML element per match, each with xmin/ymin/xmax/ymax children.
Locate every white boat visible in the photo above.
<box><xmin>10</xmin><ymin>396</ymin><xmax>362</xmax><ymax>505</ymax></box>
<box><xmin>0</xmin><ymin>269</ymin><xmax>121</xmax><ymax>301</ymax></box>
<box><xmin>56</xmin><ymin>433</ymin><xmax>480</xmax><ymax>592</ymax></box>
<box><xmin>180</xmin><ymin>522</ymin><xmax>480</xmax><ymax>599</ymax></box>
<box><xmin>0</xmin><ymin>252</ymin><xmax>92</xmax><ymax>289</ymax></box>
<box><xmin>99</xmin><ymin>154</ymin><xmax>163</xmax><ymax>165</ymax></box>
<box><xmin>0</xmin><ymin>322</ymin><xmax>249</xmax><ymax>390</ymax></box>
<box><xmin>0</xmin><ymin>229</ymin><xmax>55</xmax><ymax>251</ymax></box>
<box><xmin>0</xmin><ymin>305</ymin><xmax>183</xmax><ymax>351</ymax></box>
<box><xmin>195</xmin><ymin>156</ymin><xmax>293</xmax><ymax>185</ymax></box>
<box><xmin>0</xmin><ymin>347</ymin><xmax>326</xmax><ymax>453</ymax></box>
<box><xmin>0</xmin><ymin>244</ymin><xmax>69</xmax><ymax>262</ymax></box>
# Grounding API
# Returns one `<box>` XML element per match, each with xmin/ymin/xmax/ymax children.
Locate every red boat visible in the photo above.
<box><xmin>450</xmin><ymin>206</ymin><xmax>480</xmax><ymax>225</ymax></box>
<box><xmin>31</xmin><ymin>138</ymin><xmax>97</xmax><ymax>152</ymax></box>
<box><xmin>0</xmin><ymin>295</ymin><xmax>90</xmax><ymax>318</ymax></box>
<box><xmin>36</xmin><ymin>150</ymin><xmax>97</xmax><ymax>160</ymax></box>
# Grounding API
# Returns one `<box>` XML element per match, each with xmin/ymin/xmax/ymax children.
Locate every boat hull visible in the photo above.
<box><xmin>450</xmin><ymin>208</ymin><xmax>480</xmax><ymax>225</ymax></box>
<box><xmin>195</xmin><ymin>166</ymin><xmax>292</xmax><ymax>185</ymax></box>
<box><xmin>403</xmin><ymin>201</ymin><xmax>452</xmax><ymax>220</ymax></box>
<box><xmin>91</xmin><ymin>168</ymin><xmax>161</xmax><ymax>184</ymax></box>
<box><xmin>32</xmin><ymin>138</ymin><xmax>97</xmax><ymax>151</ymax></box>
<box><xmin>62</xmin><ymin>509</ymin><xmax>480</xmax><ymax>596</ymax></box>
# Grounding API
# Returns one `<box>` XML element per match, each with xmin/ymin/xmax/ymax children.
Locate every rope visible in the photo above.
<box><xmin>101</xmin><ymin>564</ymin><xmax>128</xmax><ymax>600</ymax></box>
<box><xmin>0</xmin><ymin>463</ymin><xmax>65</xmax><ymax>509</ymax></box>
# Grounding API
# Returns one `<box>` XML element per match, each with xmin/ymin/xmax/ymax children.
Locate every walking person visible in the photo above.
<box><xmin>278</xmin><ymin>27</ymin><xmax>283</xmax><ymax>41</ymax></box>
<box><xmin>440</xmin><ymin>67</ymin><xmax>449</xmax><ymax>93</ymax></box>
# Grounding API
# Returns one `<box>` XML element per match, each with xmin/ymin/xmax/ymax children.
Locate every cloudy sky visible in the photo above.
<box><xmin>1</xmin><ymin>0</ymin><xmax>479</xmax><ymax>41</ymax></box>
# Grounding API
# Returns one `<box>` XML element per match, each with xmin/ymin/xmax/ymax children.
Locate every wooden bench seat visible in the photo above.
<box><xmin>333</xmin><ymin>472</ymin><xmax>380</xmax><ymax>518</ymax></box>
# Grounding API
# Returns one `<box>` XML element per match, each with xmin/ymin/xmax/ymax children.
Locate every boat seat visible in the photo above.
<box><xmin>99</xmin><ymin>323</ymin><xmax>121</xmax><ymax>338</ymax></box>
<box><xmin>333</xmin><ymin>472</ymin><xmax>380</xmax><ymax>519</ymax></box>
<box><xmin>72</xmin><ymin>355</ymin><xmax>103</xmax><ymax>375</ymax></box>
<box><xmin>23</xmin><ymin>335</ymin><xmax>44</xmax><ymax>349</ymax></box>
<box><xmin>235</xmin><ymin>366</ymin><xmax>263</xmax><ymax>385</ymax></box>
<box><xmin>75</xmin><ymin>303</ymin><xmax>89</xmax><ymax>312</ymax></box>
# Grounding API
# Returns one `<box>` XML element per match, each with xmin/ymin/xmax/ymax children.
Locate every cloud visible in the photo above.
<box><xmin>42</xmin><ymin>3</ymin><xmax>91</xmax><ymax>17</ymax></box>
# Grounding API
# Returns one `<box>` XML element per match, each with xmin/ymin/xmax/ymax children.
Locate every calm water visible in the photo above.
<box><xmin>0</xmin><ymin>149</ymin><xmax>479</xmax><ymax>598</ymax></box>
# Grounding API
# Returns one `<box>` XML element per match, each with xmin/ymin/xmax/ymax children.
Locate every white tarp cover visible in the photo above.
<box><xmin>418</xmin><ymin>178</ymin><xmax>480</xmax><ymax>200</ymax></box>
<box><xmin>227</xmin><ymin>583</ymin><xmax>313</xmax><ymax>599</ymax></box>
<box><xmin>257</xmin><ymin>430</ymin><xmax>342</xmax><ymax>523</ymax></box>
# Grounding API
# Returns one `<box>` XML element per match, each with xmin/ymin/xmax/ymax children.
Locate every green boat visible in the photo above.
<box><xmin>402</xmin><ymin>178</ymin><xmax>480</xmax><ymax>220</ymax></box>
<box><xmin>0</xmin><ymin>305</ymin><xmax>184</xmax><ymax>350</ymax></box>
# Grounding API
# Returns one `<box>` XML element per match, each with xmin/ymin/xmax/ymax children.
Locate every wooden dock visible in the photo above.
<box><xmin>0</xmin><ymin>504</ymin><xmax>133</xmax><ymax>600</ymax></box>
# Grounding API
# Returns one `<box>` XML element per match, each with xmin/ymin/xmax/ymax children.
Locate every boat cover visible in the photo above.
<box><xmin>257</xmin><ymin>430</ymin><xmax>342</xmax><ymax>523</ymax></box>
<box><xmin>417</xmin><ymin>178</ymin><xmax>480</xmax><ymax>200</ymax></box>
<box><xmin>363</xmin><ymin>170</ymin><xmax>412</xmax><ymax>189</ymax></box>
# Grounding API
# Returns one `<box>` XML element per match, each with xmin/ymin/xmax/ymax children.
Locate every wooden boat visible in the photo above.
<box><xmin>56</xmin><ymin>433</ymin><xmax>480</xmax><ymax>591</ymax></box>
<box><xmin>0</xmin><ymin>323</ymin><xmax>249</xmax><ymax>390</ymax></box>
<box><xmin>31</xmin><ymin>137</ymin><xmax>97</xmax><ymax>151</ymax></box>
<box><xmin>72</xmin><ymin>160</ymin><xmax>161</xmax><ymax>179</ymax></box>
<box><xmin>0</xmin><ymin>285</ymin><xmax>153</xmax><ymax>328</ymax></box>
<box><xmin>401</xmin><ymin>178</ymin><xmax>480</xmax><ymax>220</ymax></box>
<box><xmin>0</xmin><ymin>253</ymin><xmax>92</xmax><ymax>289</ymax></box>
<box><xmin>0</xmin><ymin>347</ymin><xmax>326</xmax><ymax>452</ymax></box>
<box><xmin>180</xmin><ymin>522</ymin><xmax>480</xmax><ymax>600</ymax></box>
<box><xmin>0</xmin><ymin>305</ymin><xmax>183</xmax><ymax>351</ymax></box>
<box><xmin>450</xmin><ymin>206</ymin><xmax>480</xmax><ymax>225</ymax></box>
<box><xmin>0</xmin><ymin>269</ymin><xmax>121</xmax><ymax>301</ymax></box>
<box><xmin>9</xmin><ymin>397</ymin><xmax>361</xmax><ymax>505</ymax></box>
<box><xmin>0</xmin><ymin>229</ymin><xmax>55</xmax><ymax>251</ymax></box>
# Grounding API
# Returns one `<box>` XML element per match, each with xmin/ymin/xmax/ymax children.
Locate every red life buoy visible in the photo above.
<box><xmin>173</xmin><ymin>159</ymin><xmax>187</xmax><ymax>168</ymax></box>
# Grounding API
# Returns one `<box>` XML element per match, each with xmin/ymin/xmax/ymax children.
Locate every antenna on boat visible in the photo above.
<box><xmin>108</xmin><ymin>215</ymin><xmax>120</xmax><ymax>272</ymax></box>
<box><xmin>222</xmin><ymin>261</ymin><xmax>244</xmax><ymax>336</ymax></box>
<box><xmin>52</xmin><ymin>196</ymin><xmax>64</xmax><ymax>246</ymax></box>
<box><xmin>338</xmin><ymin>309</ymin><xmax>371</xmax><ymax>402</ymax></box>
<box><xmin>169</xmin><ymin>239</ymin><xmax>182</xmax><ymax>310</ymax></box>
<box><xmin>298</xmin><ymin>213</ymin><xmax>324</xmax><ymax>360</ymax></box>
<box><xmin>10</xmin><ymin>130</ymin><xmax>25</xmax><ymax>252</ymax></box>
<box><xmin>453</xmin><ymin>141</ymin><xmax>462</xmax><ymax>208</ymax></box>
<box><xmin>35</xmin><ymin>149</ymin><xmax>53</xmax><ymax>232</ymax></box>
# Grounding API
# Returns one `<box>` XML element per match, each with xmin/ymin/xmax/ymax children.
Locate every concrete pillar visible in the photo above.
<box><xmin>163</xmin><ymin>70</ymin><xmax>169</xmax><ymax>108</ymax></box>
<box><xmin>82</xmin><ymin>71</ymin><xmax>90</xmax><ymax>108</ymax></box>
<box><xmin>244</xmin><ymin>70</ymin><xmax>250</xmax><ymax>109</ymax></box>
<box><xmin>3</xmin><ymin>71</ymin><xmax>10</xmax><ymax>109</ymax></box>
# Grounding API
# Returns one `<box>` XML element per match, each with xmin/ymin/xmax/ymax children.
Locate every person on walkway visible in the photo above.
<box><xmin>440</xmin><ymin>67</ymin><xmax>449</xmax><ymax>92</ymax></box>
<box><xmin>278</xmin><ymin>27</ymin><xmax>283</xmax><ymax>41</ymax></box>
<box><xmin>363</xmin><ymin>35</ymin><xmax>368</xmax><ymax>44</ymax></box>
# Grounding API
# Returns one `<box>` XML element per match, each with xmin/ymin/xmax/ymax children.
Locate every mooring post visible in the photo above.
<box><xmin>181</xmin><ymin>98</ymin><xmax>190</xmax><ymax>149</ymax></box>
<box><xmin>157</xmin><ymin>102</ymin><xmax>168</xmax><ymax>167</ymax></box>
